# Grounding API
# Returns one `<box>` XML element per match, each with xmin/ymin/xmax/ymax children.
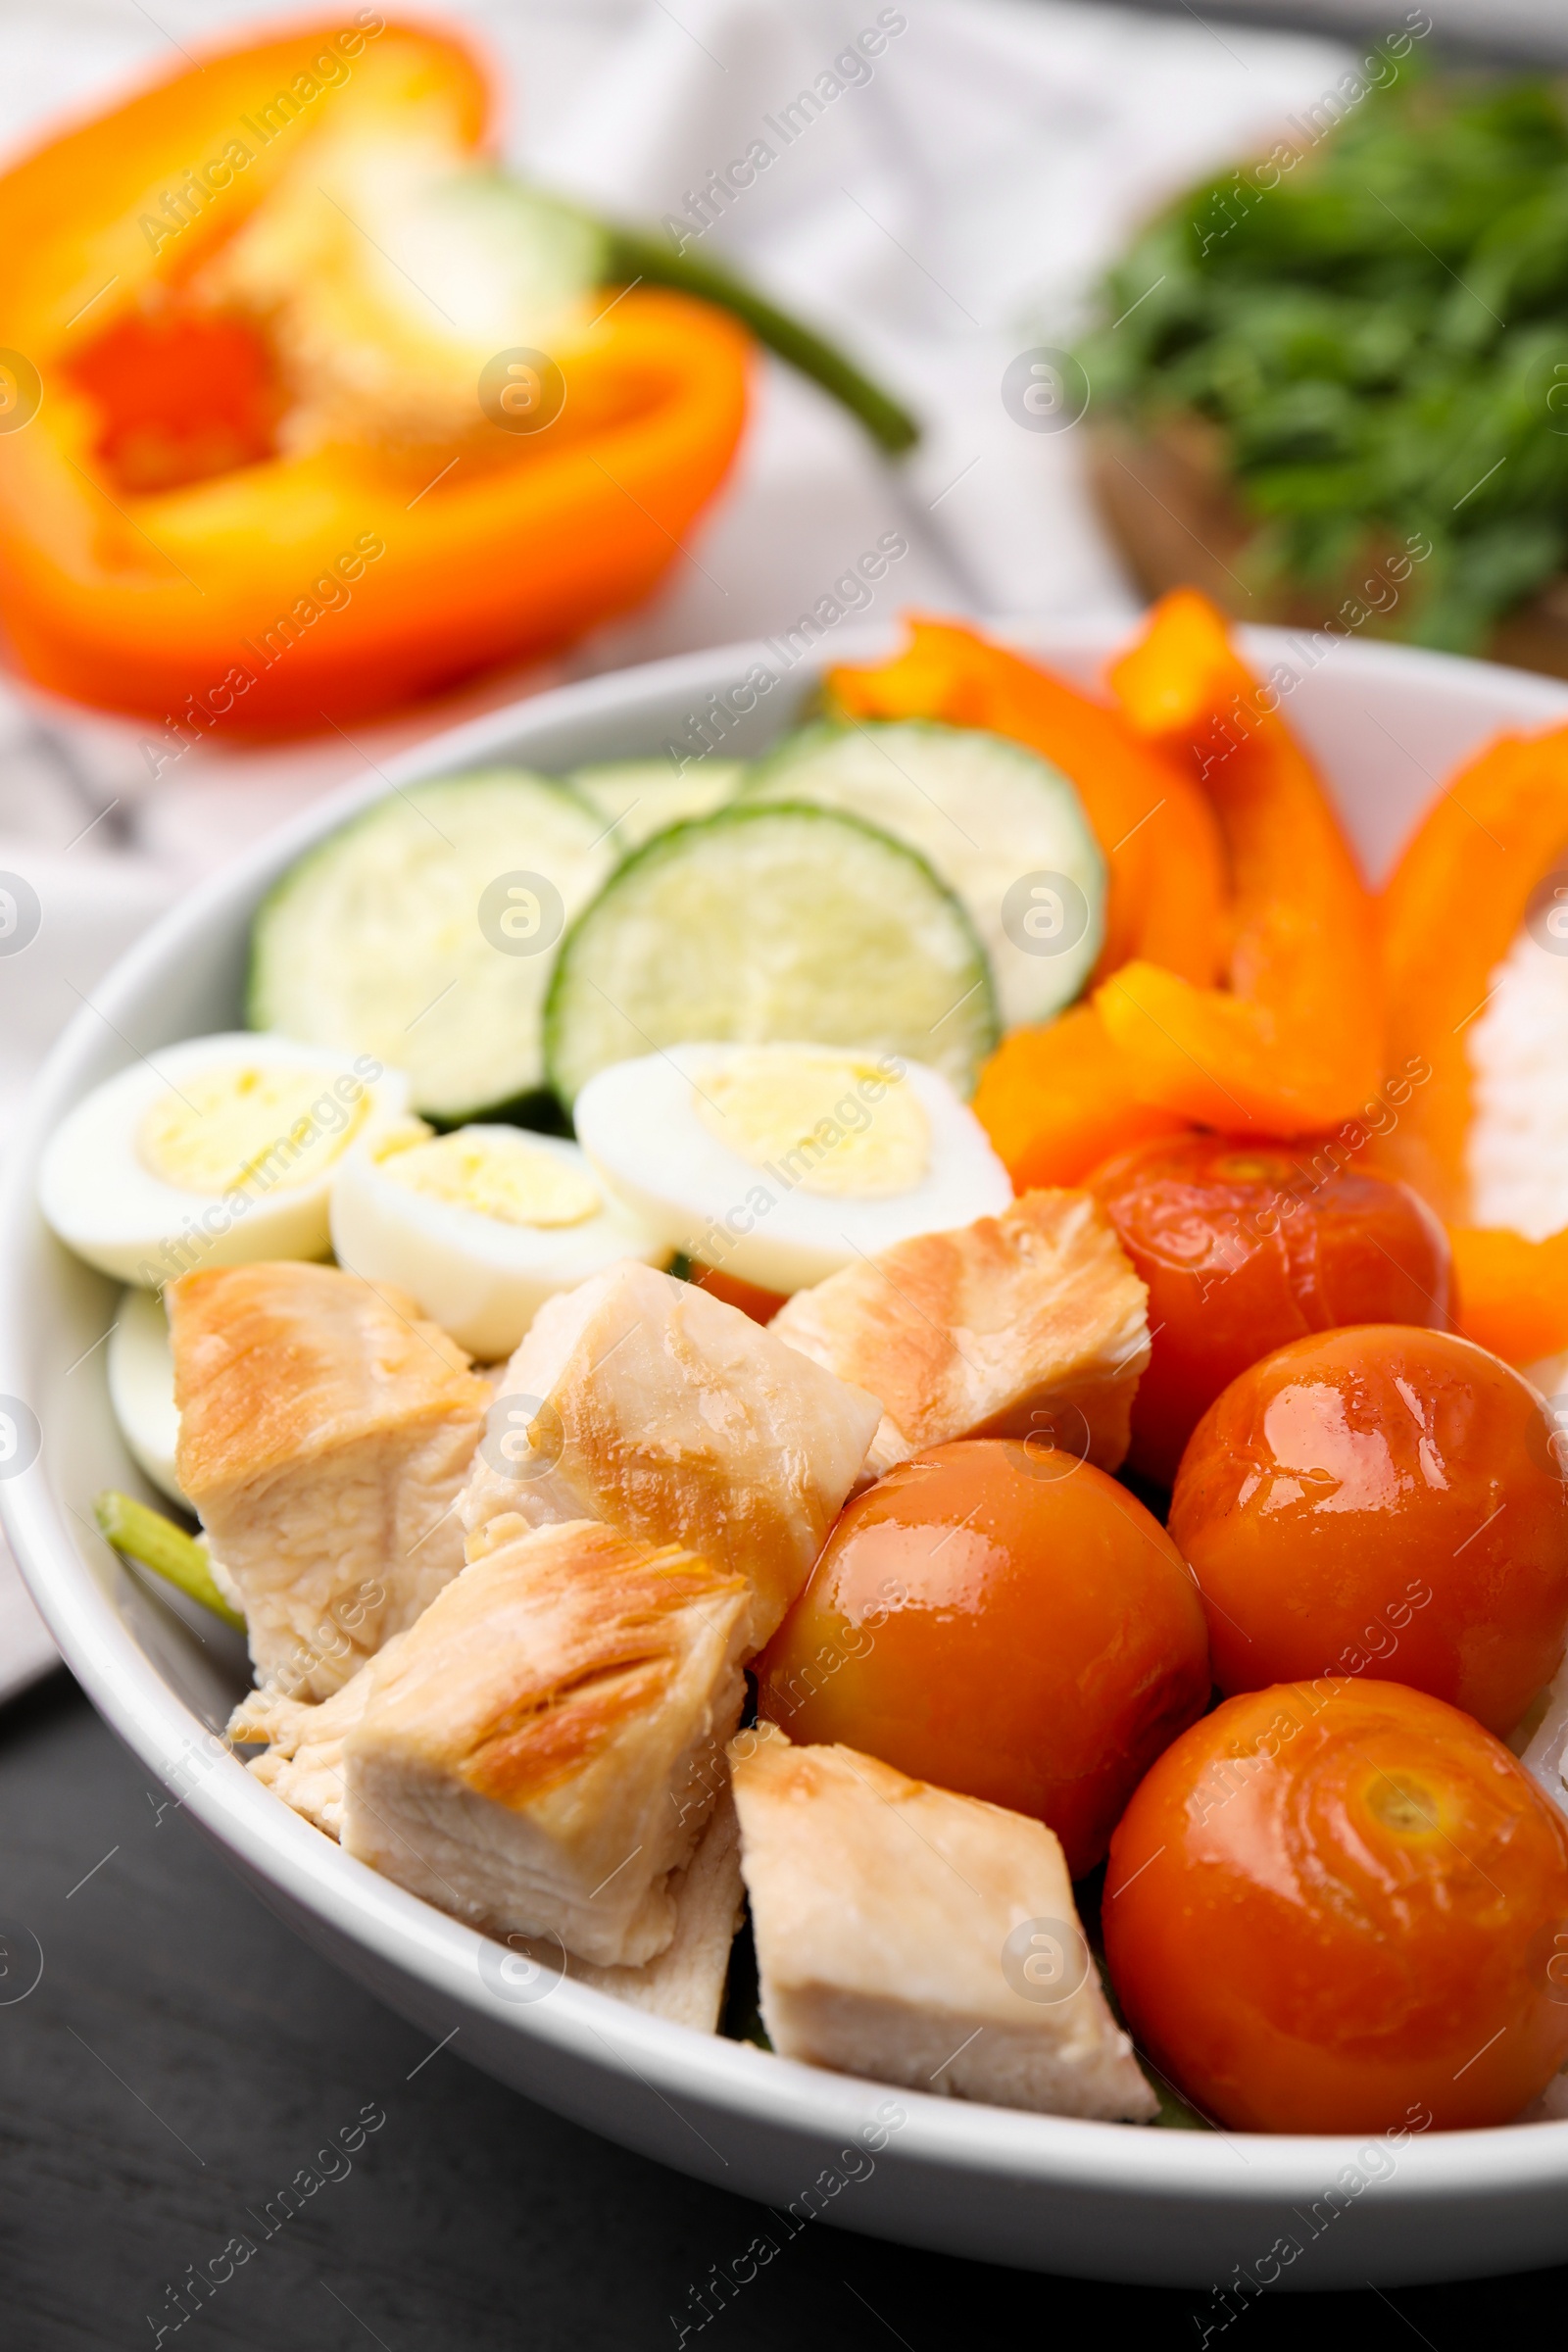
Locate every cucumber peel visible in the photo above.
<box><xmin>568</xmin><ymin>759</ymin><xmax>745</xmax><ymax>855</ymax></box>
<box><xmin>742</xmin><ymin>719</ymin><xmax>1106</xmax><ymax>1029</ymax></box>
<box><xmin>95</xmin><ymin>1490</ymin><xmax>245</xmax><ymax>1632</ymax></box>
<box><xmin>248</xmin><ymin>769</ymin><xmax>615</xmax><ymax>1121</ymax></box>
<box><xmin>544</xmin><ymin>801</ymin><xmax>998</xmax><ymax>1104</ymax></box>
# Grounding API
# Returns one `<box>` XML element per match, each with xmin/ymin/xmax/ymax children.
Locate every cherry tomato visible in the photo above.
<box><xmin>1088</xmin><ymin>1133</ymin><xmax>1451</xmax><ymax>1486</ymax></box>
<box><xmin>1103</xmin><ymin>1680</ymin><xmax>1568</xmax><ymax>2132</ymax></box>
<box><xmin>1169</xmin><ymin>1325</ymin><xmax>1568</xmax><ymax>1737</ymax></box>
<box><xmin>755</xmin><ymin>1439</ymin><xmax>1210</xmax><ymax>1876</ymax></box>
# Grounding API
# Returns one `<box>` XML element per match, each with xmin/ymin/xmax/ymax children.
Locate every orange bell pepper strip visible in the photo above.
<box><xmin>1380</xmin><ymin>724</ymin><xmax>1568</xmax><ymax>1220</ymax></box>
<box><xmin>1097</xmin><ymin>589</ymin><xmax>1384</xmax><ymax>1136</ymax></box>
<box><xmin>826</xmin><ymin>614</ymin><xmax>1227</xmax><ymax>986</ymax></box>
<box><xmin>1449</xmin><ymin>1226</ymin><xmax>1568</xmax><ymax>1368</ymax></box>
<box><xmin>1378</xmin><ymin>721</ymin><xmax>1568</xmax><ymax>1366</ymax></box>
<box><xmin>971</xmin><ymin>1004</ymin><xmax>1191</xmax><ymax>1190</ymax></box>
<box><xmin>0</xmin><ymin>17</ymin><xmax>755</xmax><ymax>729</ymax></box>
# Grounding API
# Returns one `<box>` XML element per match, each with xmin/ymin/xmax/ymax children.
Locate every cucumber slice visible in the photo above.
<box><xmin>544</xmin><ymin>804</ymin><xmax>998</xmax><ymax>1104</ymax></box>
<box><xmin>249</xmin><ymin>771</ymin><xmax>614</xmax><ymax>1121</ymax></box>
<box><xmin>740</xmin><ymin>720</ymin><xmax>1105</xmax><ymax>1029</ymax></box>
<box><xmin>568</xmin><ymin>760</ymin><xmax>744</xmax><ymax>854</ymax></box>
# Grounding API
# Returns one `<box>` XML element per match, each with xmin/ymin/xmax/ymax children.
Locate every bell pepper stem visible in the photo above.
<box><xmin>601</xmin><ymin>223</ymin><xmax>919</xmax><ymax>457</ymax></box>
<box><xmin>94</xmin><ymin>1489</ymin><xmax>245</xmax><ymax>1632</ymax></box>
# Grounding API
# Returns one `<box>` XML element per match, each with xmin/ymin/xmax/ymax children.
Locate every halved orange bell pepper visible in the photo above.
<box><xmin>1097</xmin><ymin>589</ymin><xmax>1383</xmax><ymax>1135</ymax></box>
<box><xmin>1379</xmin><ymin>721</ymin><xmax>1568</xmax><ymax>1365</ymax></box>
<box><xmin>0</xmin><ymin>17</ymin><xmax>753</xmax><ymax>728</ymax></box>
<box><xmin>826</xmin><ymin>615</ymin><xmax>1227</xmax><ymax>987</ymax></box>
<box><xmin>971</xmin><ymin>1003</ymin><xmax>1191</xmax><ymax>1190</ymax></box>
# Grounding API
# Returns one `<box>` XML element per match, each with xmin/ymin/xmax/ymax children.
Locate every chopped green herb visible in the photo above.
<box><xmin>1082</xmin><ymin>64</ymin><xmax>1568</xmax><ymax>651</ymax></box>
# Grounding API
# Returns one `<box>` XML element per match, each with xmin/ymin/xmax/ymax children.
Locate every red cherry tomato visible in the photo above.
<box><xmin>1103</xmin><ymin>1680</ymin><xmax>1568</xmax><ymax>2133</ymax></box>
<box><xmin>1168</xmin><ymin>1323</ymin><xmax>1568</xmax><ymax>1737</ymax></box>
<box><xmin>755</xmin><ymin>1439</ymin><xmax>1211</xmax><ymax>1876</ymax></box>
<box><xmin>1087</xmin><ymin>1132</ymin><xmax>1451</xmax><ymax>1486</ymax></box>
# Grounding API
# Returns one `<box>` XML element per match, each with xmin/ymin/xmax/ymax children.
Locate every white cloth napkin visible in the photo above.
<box><xmin>0</xmin><ymin>0</ymin><xmax>1376</xmax><ymax>1694</ymax></box>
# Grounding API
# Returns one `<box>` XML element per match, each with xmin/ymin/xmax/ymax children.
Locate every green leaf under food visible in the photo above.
<box><xmin>95</xmin><ymin>1490</ymin><xmax>245</xmax><ymax>1633</ymax></box>
<box><xmin>1080</xmin><ymin>60</ymin><xmax>1568</xmax><ymax>650</ymax></box>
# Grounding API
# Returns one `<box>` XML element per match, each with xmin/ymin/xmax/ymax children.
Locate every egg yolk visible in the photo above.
<box><xmin>694</xmin><ymin>1048</ymin><xmax>929</xmax><ymax>1198</ymax></box>
<box><xmin>378</xmin><ymin>1130</ymin><xmax>600</xmax><ymax>1227</ymax></box>
<box><xmin>138</xmin><ymin>1065</ymin><xmax>368</xmax><ymax>1195</ymax></box>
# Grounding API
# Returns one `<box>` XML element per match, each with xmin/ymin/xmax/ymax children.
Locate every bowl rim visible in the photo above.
<box><xmin>6</xmin><ymin>613</ymin><xmax>1568</xmax><ymax>2215</ymax></box>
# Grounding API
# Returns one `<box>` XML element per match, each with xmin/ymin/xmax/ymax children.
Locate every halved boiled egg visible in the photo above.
<box><xmin>328</xmin><ymin>1123</ymin><xmax>669</xmax><ymax>1359</ymax></box>
<box><xmin>573</xmin><ymin>1043</ymin><xmax>1012</xmax><ymax>1295</ymax></box>
<box><xmin>108</xmin><ymin>1286</ymin><xmax>184</xmax><ymax>1507</ymax></box>
<box><xmin>38</xmin><ymin>1034</ymin><xmax>410</xmax><ymax>1286</ymax></box>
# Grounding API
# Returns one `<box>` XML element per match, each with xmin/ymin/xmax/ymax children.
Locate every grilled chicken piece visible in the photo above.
<box><xmin>172</xmin><ymin>1261</ymin><xmax>491</xmax><ymax>1699</ymax></box>
<box><xmin>730</xmin><ymin>1726</ymin><xmax>1156</xmax><ymax>2122</ymax></box>
<box><xmin>566</xmin><ymin>1790</ymin><xmax>744</xmax><ymax>2029</ymax></box>
<box><xmin>462</xmin><ymin>1258</ymin><xmax>882</xmax><ymax>1650</ymax></box>
<box><xmin>229</xmin><ymin>1643</ymin><xmax>400</xmax><ymax>1839</ymax></box>
<box><xmin>322</xmin><ymin>1519</ymin><xmax>749</xmax><ymax>1967</ymax></box>
<box><xmin>231</xmin><ymin>1627</ymin><xmax>746</xmax><ymax>2025</ymax></box>
<box><xmin>770</xmin><ymin>1190</ymin><xmax>1150</xmax><ymax>1481</ymax></box>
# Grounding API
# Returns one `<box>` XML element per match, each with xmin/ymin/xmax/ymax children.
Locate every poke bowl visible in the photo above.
<box><xmin>6</xmin><ymin>612</ymin><xmax>1568</xmax><ymax>2290</ymax></box>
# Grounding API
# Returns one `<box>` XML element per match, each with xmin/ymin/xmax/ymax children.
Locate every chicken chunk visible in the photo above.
<box><xmin>231</xmin><ymin>1623</ymin><xmax>746</xmax><ymax>2022</ymax></box>
<box><xmin>229</xmin><ymin>1645</ymin><xmax>395</xmax><ymax>1839</ymax></box>
<box><xmin>320</xmin><ymin>1519</ymin><xmax>749</xmax><ymax>1967</ymax></box>
<box><xmin>172</xmin><ymin>1261</ymin><xmax>491</xmax><ymax>1698</ymax></box>
<box><xmin>462</xmin><ymin>1258</ymin><xmax>882</xmax><ymax>1650</ymax></box>
<box><xmin>730</xmin><ymin>1726</ymin><xmax>1156</xmax><ymax>2122</ymax></box>
<box><xmin>770</xmin><ymin>1190</ymin><xmax>1150</xmax><ymax>1481</ymax></box>
<box><xmin>566</xmin><ymin>1791</ymin><xmax>744</xmax><ymax>2030</ymax></box>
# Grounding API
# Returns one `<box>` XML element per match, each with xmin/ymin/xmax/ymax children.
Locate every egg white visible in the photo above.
<box><xmin>108</xmin><ymin>1286</ymin><xmax>185</xmax><ymax>1508</ymax></box>
<box><xmin>573</xmin><ymin>1044</ymin><xmax>1013</xmax><ymax>1294</ymax></box>
<box><xmin>328</xmin><ymin>1126</ymin><xmax>670</xmax><ymax>1359</ymax></box>
<box><xmin>38</xmin><ymin>1034</ymin><xmax>411</xmax><ymax>1286</ymax></box>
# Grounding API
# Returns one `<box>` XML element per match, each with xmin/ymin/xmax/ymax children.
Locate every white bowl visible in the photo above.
<box><xmin>5</xmin><ymin>620</ymin><xmax>1568</xmax><ymax>2291</ymax></box>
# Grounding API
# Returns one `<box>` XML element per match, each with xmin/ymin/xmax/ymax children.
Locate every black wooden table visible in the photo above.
<box><xmin>0</xmin><ymin>1671</ymin><xmax>1558</xmax><ymax>2350</ymax></box>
